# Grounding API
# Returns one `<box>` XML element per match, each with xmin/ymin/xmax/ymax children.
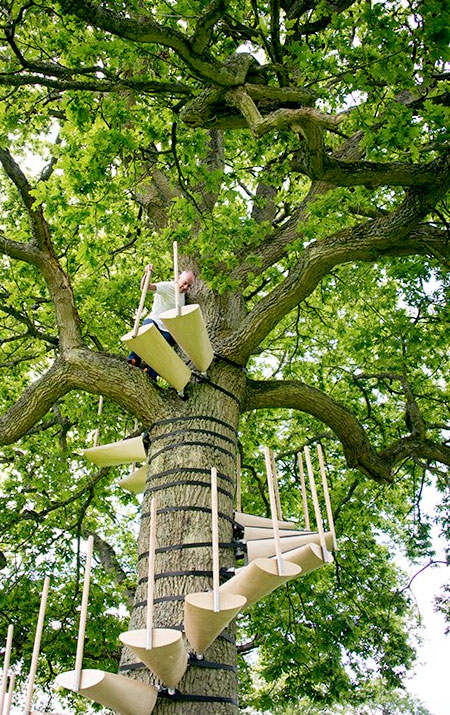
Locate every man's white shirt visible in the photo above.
<box><xmin>148</xmin><ymin>281</ymin><xmax>185</xmax><ymax>330</ymax></box>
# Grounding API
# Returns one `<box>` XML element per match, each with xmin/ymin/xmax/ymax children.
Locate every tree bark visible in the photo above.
<box><xmin>120</xmin><ymin>363</ymin><xmax>247</xmax><ymax>712</ymax></box>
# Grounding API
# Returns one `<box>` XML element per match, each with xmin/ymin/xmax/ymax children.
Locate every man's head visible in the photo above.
<box><xmin>178</xmin><ymin>270</ymin><xmax>196</xmax><ymax>293</ymax></box>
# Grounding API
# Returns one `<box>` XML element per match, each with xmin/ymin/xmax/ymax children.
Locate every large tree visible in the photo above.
<box><xmin>0</xmin><ymin>0</ymin><xmax>449</xmax><ymax>712</ymax></box>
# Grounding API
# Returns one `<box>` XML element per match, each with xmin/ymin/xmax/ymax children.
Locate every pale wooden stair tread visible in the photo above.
<box><xmin>55</xmin><ymin>668</ymin><xmax>158</xmax><ymax>715</ymax></box>
<box><xmin>121</xmin><ymin>322</ymin><xmax>191</xmax><ymax>391</ymax></box>
<box><xmin>160</xmin><ymin>304</ymin><xmax>213</xmax><ymax>372</ymax></box>
<box><xmin>82</xmin><ymin>435</ymin><xmax>146</xmax><ymax>467</ymax></box>
<box><xmin>119</xmin><ymin>628</ymin><xmax>187</xmax><ymax>689</ymax></box>
<box><xmin>234</xmin><ymin>511</ymin><xmax>298</xmax><ymax>530</ymax></box>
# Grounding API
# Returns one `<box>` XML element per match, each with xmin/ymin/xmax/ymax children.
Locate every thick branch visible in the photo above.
<box><xmin>193</xmin><ymin>129</ymin><xmax>224</xmax><ymax>213</ymax></box>
<box><xmin>0</xmin><ymin>350</ymin><xmax>173</xmax><ymax>445</ymax></box>
<box><xmin>0</xmin><ymin>232</ymin><xmax>41</xmax><ymax>264</ymax></box>
<box><xmin>270</xmin><ymin>0</ymin><xmax>283</xmax><ymax>67</ymax></box>
<box><xmin>0</xmin><ymin>21</ymin><xmax>191</xmax><ymax>95</ymax></box>
<box><xmin>251</xmin><ymin>180</ymin><xmax>278</xmax><ymax>225</ymax></box>
<box><xmin>221</xmin><ymin>173</ymin><xmax>450</xmax><ymax>363</ymax></box>
<box><xmin>0</xmin><ymin>72</ymin><xmax>191</xmax><ymax>94</ymax></box>
<box><xmin>225</xmin><ymin>87</ymin><xmax>340</xmax><ymax>137</ymax></box>
<box><xmin>39</xmin><ymin>133</ymin><xmax>62</xmax><ymax>183</ymax></box>
<box><xmin>353</xmin><ymin>371</ymin><xmax>426</xmax><ymax>439</ymax></box>
<box><xmin>380</xmin><ymin>437</ymin><xmax>450</xmax><ymax>469</ymax></box>
<box><xmin>179</xmin><ymin>80</ymin><xmax>316</xmax><ymax>129</ymax></box>
<box><xmin>243</xmin><ymin>378</ymin><xmax>392</xmax><ymax>481</ymax></box>
<box><xmin>245</xmin><ymin>83</ymin><xmax>316</xmax><ymax>106</ymax></box>
<box><xmin>1</xmin><ymin>149</ymin><xmax>85</xmax><ymax>351</ymax></box>
<box><xmin>60</xmin><ymin>0</ymin><xmax>238</xmax><ymax>86</ymax></box>
<box><xmin>0</xmin><ymin>146</ymin><xmax>55</xmax><ymax>253</ymax></box>
<box><xmin>294</xmin><ymin>0</ymin><xmax>356</xmax><ymax>35</ymax></box>
<box><xmin>0</xmin><ymin>359</ymin><xmax>72</xmax><ymax>445</ymax></box>
<box><xmin>291</xmin><ymin>151</ymin><xmax>450</xmax><ymax>187</ymax></box>
<box><xmin>245</xmin><ymin>379</ymin><xmax>450</xmax><ymax>480</ymax></box>
<box><xmin>0</xmin><ymin>146</ymin><xmax>34</xmax><ymax>210</ymax></box>
<box><xmin>284</xmin><ymin>0</ymin><xmax>320</xmax><ymax>20</ymax></box>
<box><xmin>191</xmin><ymin>0</ymin><xmax>229</xmax><ymax>53</ymax></box>
<box><xmin>229</xmin><ymin>131</ymin><xmax>367</xmax><ymax>284</ymax></box>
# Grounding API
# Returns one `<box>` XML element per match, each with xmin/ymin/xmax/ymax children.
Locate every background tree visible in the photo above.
<box><xmin>0</xmin><ymin>0</ymin><xmax>449</xmax><ymax>712</ymax></box>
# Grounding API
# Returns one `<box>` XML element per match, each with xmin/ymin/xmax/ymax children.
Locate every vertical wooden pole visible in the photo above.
<box><xmin>263</xmin><ymin>447</ymin><xmax>284</xmax><ymax>576</ymax></box>
<box><xmin>304</xmin><ymin>446</ymin><xmax>330</xmax><ymax>562</ymax></box>
<box><xmin>74</xmin><ymin>535</ymin><xmax>94</xmax><ymax>693</ymax></box>
<box><xmin>297</xmin><ymin>451</ymin><xmax>311</xmax><ymax>531</ymax></box>
<box><xmin>132</xmin><ymin>268</ymin><xmax>152</xmax><ymax>338</ymax></box>
<box><xmin>317</xmin><ymin>445</ymin><xmax>338</xmax><ymax>551</ymax></box>
<box><xmin>146</xmin><ymin>497</ymin><xmax>157</xmax><ymax>649</ymax></box>
<box><xmin>24</xmin><ymin>576</ymin><xmax>50</xmax><ymax>714</ymax></box>
<box><xmin>0</xmin><ymin>624</ymin><xmax>14</xmax><ymax>713</ymax></box>
<box><xmin>211</xmin><ymin>467</ymin><xmax>220</xmax><ymax>612</ymax></box>
<box><xmin>270</xmin><ymin>450</ymin><xmax>283</xmax><ymax>521</ymax></box>
<box><xmin>173</xmin><ymin>241</ymin><xmax>180</xmax><ymax>317</ymax></box>
<box><xmin>93</xmin><ymin>395</ymin><xmax>103</xmax><ymax>448</ymax></box>
<box><xmin>236</xmin><ymin>453</ymin><xmax>241</xmax><ymax>513</ymax></box>
<box><xmin>4</xmin><ymin>673</ymin><xmax>15</xmax><ymax>714</ymax></box>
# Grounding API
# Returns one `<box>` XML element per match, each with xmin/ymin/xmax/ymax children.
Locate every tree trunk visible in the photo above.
<box><xmin>120</xmin><ymin>362</ymin><xmax>247</xmax><ymax>713</ymax></box>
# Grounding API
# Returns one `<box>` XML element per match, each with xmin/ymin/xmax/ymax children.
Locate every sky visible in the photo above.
<box><xmin>405</xmin><ymin>484</ymin><xmax>449</xmax><ymax>715</ymax></box>
<box><xmin>408</xmin><ymin>564</ymin><xmax>449</xmax><ymax>715</ymax></box>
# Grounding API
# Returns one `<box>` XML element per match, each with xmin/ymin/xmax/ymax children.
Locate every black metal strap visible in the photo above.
<box><xmin>149</xmin><ymin>414</ymin><xmax>238</xmax><ymax>437</ymax></box>
<box><xmin>119</xmin><ymin>659</ymin><xmax>237</xmax><ymax>674</ymax></box>
<box><xmin>149</xmin><ymin>441</ymin><xmax>234</xmax><ymax>463</ymax></box>
<box><xmin>138</xmin><ymin>541</ymin><xmax>241</xmax><ymax>560</ymax></box>
<box><xmin>157</xmin><ymin>541</ymin><xmax>242</xmax><ymax>558</ymax></box>
<box><xmin>154</xmin><ymin>505</ymin><xmax>235</xmax><ymax>526</ymax></box>
<box><xmin>188</xmin><ymin>655</ymin><xmax>237</xmax><ymax>672</ymax></box>
<box><xmin>217</xmin><ymin>630</ymin><xmax>235</xmax><ymax>644</ymax></box>
<box><xmin>192</xmin><ymin>373</ymin><xmax>241</xmax><ymax>406</ymax></box>
<box><xmin>144</xmin><ymin>478</ymin><xmax>233</xmax><ymax>500</ymax></box>
<box><xmin>150</xmin><ymin>427</ymin><xmax>236</xmax><ymax>446</ymax></box>
<box><xmin>145</xmin><ymin>466</ymin><xmax>234</xmax><ymax>487</ymax></box>
<box><xmin>213</xmin><ymin>352</ymin><xmax>246</xmax><ymax>371</ymax></box>
<box><xmin>134</xmin><ymin>595</ymin><xmax>185</xmax><ymax>608</ymax></box>
<box><xmin>158</xmin><ymin>690</ymin><xmax>238</xmax><ymax>706</ymax></box>
<box><xmin>138</xmin><ymin>567</ymin><xmax>231</xmax><ymax>586</ymax></box>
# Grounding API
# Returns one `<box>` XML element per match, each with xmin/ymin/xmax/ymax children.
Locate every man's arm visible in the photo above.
<box><xmin>141</xmin><ymin>264</ymin><xmax>157</xmax><ymax>292</ymax></box>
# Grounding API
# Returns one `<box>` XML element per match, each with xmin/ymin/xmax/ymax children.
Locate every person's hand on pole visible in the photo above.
<box><xmin>133</xmin><ymin>265</ymin><xmax>153</xmax><ymax>338</ymax></box>
<box><xmin>140</xmin><ymin>264</ymin><xmax>154</xmax><ymax>290</ymax></box>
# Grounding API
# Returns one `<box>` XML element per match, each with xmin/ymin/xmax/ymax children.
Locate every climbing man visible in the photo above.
<box><xmin>127</xmin><ymin>263</ymin><xmax>196</xmax><ymax>379</ymax></box>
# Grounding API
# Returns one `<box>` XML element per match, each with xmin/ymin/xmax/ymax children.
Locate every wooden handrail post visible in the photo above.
<box><xmin>211</xmin><ymin>467</ymin><xmax>220</xmax><ymax>612</ymax></box>
<box><xmin>297</xmin><ymin>451</ymin><xmax>311</xmax><ymax>531</ymax></box>
<box><xmin>93</xmin><ymin>395</ymin><xmax>103</xmax><ymax>448</ymax></box>
<box><xmin>304</xmin><ymin>446</ymin><xmax>330</xmax><ymax>562</ymax></box>
<box><xmin>74</xmin><ymin>535</ymin><xmax>94</xmax><ymax>692</ymax></box>
<box><xmin>0</xmin><ymin>624</ymin><xmax>14</xmax><ymax>713</ymax></box>
<box><xmin>264</xmin><ymin>447</ymin><xmax>284</xmax><ymax>576</ymax></box>
<box><xmin>173</xmin><ymin>241</ymin><xmax>180</xmax><ymax>317</ymax></box>
<box><xmin>24</xmin><ymin>576</ymin><xmax>50</xmax><ymax>714</ymax></box>
<box><xmin>132</xmin><ymin>269</ymin><xmax>152</xmax><ymax>338</ymax></box>
<box><xmin>317</xmin><ymin>445</ymin><xmax>337</xmax><ymax>551</ymax></box>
